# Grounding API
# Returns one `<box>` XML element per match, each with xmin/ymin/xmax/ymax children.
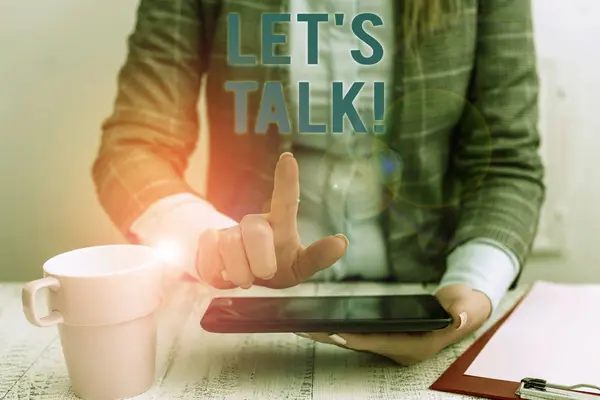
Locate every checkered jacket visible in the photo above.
<box><xmin>92</xmin><ymin>0</ymin><xmax>545</xmax><ymax>283</ymax></box>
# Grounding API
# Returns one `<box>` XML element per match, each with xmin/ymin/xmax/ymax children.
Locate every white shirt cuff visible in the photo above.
<box><xmin>130</xmin><ymin>193</ymin><xmax>237</xmax><ymax>279</ymax></box>
<box><xmin>438</xmin><ymin>238</ymin><xmax>520</xmax><ymax>313</ymax></box>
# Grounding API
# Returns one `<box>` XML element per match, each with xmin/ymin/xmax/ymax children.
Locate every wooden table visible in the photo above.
<box><xmin>0</xmin><ymin>281</ymin><xmax>525</xmax><ymax>399</ymax></box>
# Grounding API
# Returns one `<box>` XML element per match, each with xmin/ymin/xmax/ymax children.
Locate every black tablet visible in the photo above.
<box><xmin>200</xmin><ymin>294</ymin><xmax>453</xmax><ymax>333</ymax></box>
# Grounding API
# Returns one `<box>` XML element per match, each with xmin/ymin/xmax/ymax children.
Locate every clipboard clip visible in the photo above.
<box><xmin>516</xmin><ymin>378</ymin><xmax>600</xmax><ymax>400</ymax></box>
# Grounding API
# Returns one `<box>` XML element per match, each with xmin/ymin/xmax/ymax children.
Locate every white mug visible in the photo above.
<box><xmin>22</xmin><ymin>244</ymin><xmax>165</xmax><ymax>400</ymax></box>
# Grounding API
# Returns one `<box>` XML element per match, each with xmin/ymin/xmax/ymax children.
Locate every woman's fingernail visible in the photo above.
<box><xmin>329</xmin><ymin>334</ymin><xmax>347</xmax><ymax>346</ymax></box>
<box><xmin>280</xmin><ymin>152</ymin><xmax>294</xmax><ymax>160</ymax></box>
<box><xmin>334</xmin><ymin>234</ymin><xmax>349</xmax><ymax>250</ymax></box>
<box><xmin>221</xmin><ymin>270</ymin><xmax>230</xmax><ymax>282</ymax></box>
<box><xmin>295</xmin><ymin>332</ymin><xmax>312</xmax><ymax>339</ymax></box>
<box><xmin>457</xmin><ymin>312</ymin><xmax>468</xmax><ymax>330</ymax></box>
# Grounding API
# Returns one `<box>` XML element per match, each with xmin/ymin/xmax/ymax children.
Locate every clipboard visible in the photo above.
<box><xmin>430</xmin><ymin>286</ymin><xmax>600</xmax><ymax>400</ymax></box>
<box><xmin>516</xmin><ymin>378</ymin><xmax>600</xmax><ymax>400</ymax></box>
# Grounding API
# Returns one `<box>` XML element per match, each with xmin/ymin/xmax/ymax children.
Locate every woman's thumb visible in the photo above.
<box><xmin>436</xmin><ymin>284</ymin><xmax>472</xmax><ymax>331</ymax></box>
<box><xmin>295</xmin><ymin>234</ymin><xmax>349</xmax><ymax>281</ymax></box>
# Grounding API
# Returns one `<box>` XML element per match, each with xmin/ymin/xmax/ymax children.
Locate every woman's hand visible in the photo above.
<box><xmin>195</xmin><ymin>152</ymin><xmax>349</xmax><ymax>289</ymax></box>
<box><xmin>301</xmin><ymin>284</ymin><xmax>493</xmax><ymax>365</ymax></box>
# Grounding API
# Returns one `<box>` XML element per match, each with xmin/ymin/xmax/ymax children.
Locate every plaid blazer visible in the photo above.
<box><xmin>92</xmin><ymin>0</ymin><xmax>545</xmax><ymax>283</ymax></box>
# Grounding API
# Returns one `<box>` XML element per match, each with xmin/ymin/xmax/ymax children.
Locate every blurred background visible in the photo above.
<box><xmin>1</xmin><ymin>0</ymin><xmax>598</xmax><ymax>282</ymax></box>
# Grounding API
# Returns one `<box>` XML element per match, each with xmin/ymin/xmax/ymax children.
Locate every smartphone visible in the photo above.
<box><xmin>200</xmin><ymin>294</ymin><xmax>453</xmax><ymax>334</ymax></box>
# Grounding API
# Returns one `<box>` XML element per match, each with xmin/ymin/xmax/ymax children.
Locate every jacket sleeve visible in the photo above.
<box><xmin>449</xmin><ymin>0</ymin><xmax>546</xmax><ymax>269</ymax></box>
<box><xmin>92</xmin><ymin>0</ymin><xmax>210</xmax><ymax>239</ymax></box>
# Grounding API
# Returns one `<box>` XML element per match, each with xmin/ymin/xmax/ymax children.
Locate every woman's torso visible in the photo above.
<box><xmin>203</xmin><ymin>0</ymin><xmax>478</xmax><ymax>283</ymax></box>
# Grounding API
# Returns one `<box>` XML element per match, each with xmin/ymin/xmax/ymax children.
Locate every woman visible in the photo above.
<box><xmin>92</xmin><ymin>0</ymin><xmax>544</xmax><ymax>365</ymax></box>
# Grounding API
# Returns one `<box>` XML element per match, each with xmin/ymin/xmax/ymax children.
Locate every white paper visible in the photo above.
<box><xmin>465</xmin><ymin>281</ymin><xmax>600</xmax><ymax>386</ymax></box>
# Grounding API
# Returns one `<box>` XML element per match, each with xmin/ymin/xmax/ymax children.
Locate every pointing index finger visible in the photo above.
<box><xmin>268</xmin><ymin>152</ymin><xmax>299</xmax><ymax>230</ymax></box>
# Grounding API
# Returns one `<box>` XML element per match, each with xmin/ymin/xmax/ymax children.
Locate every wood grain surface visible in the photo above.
<box><xmin>0</xmin><ymin>282</ymin><xmax>526</xmax><ymax>399</ymax></box>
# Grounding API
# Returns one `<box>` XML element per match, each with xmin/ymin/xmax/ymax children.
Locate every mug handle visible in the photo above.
<box><xmin>22</xmin><ymin>277</ymin><xmax>64</xmax><ymax>327</ymax></box>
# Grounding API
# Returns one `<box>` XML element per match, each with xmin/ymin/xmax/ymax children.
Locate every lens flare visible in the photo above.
<box><xmin>153</xmin><ymin>239</ymin><xmax>183</xmax><ymax>266</ymax></box>
<box><xmin>319</xmin><ymin>135</ymin><xmax>404</xmax><ymax>221</ymax></box>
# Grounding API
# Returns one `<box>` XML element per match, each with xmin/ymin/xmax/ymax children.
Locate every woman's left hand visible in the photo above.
<box><xmin>298</xmin><ymin>284</ymin><xmax>492</xmax><ymax>366</ymax></box>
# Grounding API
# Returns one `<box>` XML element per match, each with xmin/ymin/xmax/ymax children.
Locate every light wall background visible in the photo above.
<box><xmin>0</xmin><ymin>0</ymin><xmax>598</xmax><ymax>282</ymax></box>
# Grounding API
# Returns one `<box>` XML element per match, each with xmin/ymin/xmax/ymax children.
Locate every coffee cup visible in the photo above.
<box><xmin>22</xmin><ymin>244</ymin><xmax>164</xmax><ymax>399</ymax></box>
